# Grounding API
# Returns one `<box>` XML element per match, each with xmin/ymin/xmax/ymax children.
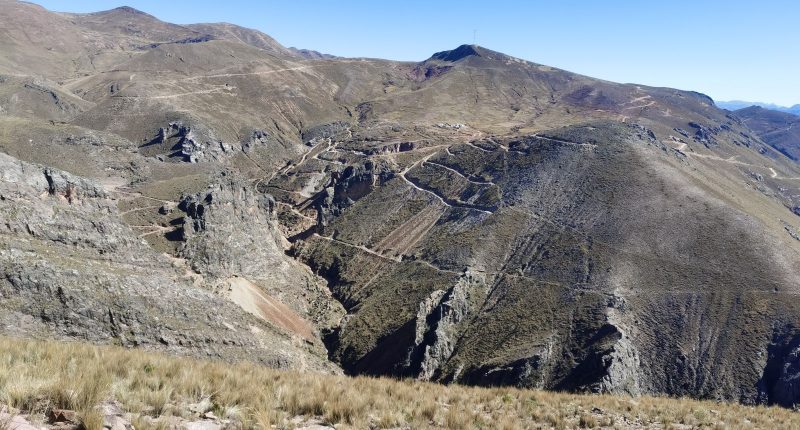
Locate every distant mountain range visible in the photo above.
<box><xmin>717</xmin><ymin>100</ymin><xmax>800</xmax><ymax>115</ymax></box>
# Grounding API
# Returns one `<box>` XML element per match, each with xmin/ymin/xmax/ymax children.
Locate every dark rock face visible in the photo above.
<box><xmin>402</xmin><ymin>271</ymin><xmax>484</xmax><ymax>380</ymax></box>
<box><xmin>288</xmin><ymin>47</ymin><xmax>338</xmax><ymax>60</ymax></box>
<box><xmin>242</xmin><ymin>129</ymin><xmax>277</xmax><ymax>153</ymax></box>
<box><xmin>309</xmin><ymin>162</ymin><xmax>395</xmax><ymax>230</ymax></box>
<box><xmin>458</xmin><ymin>323</ymin><xmax>640</xmax><ymax>396</ymax></box>
<box><xmin>143</xmin><ymin>122</ymin><xmax>234</xmax><ymax>163</ymax></box>
<box><xmin>688</xmin><ymin>121</ymin><xmax>721</xmax><ymax>146</ymax></box>
<box><xmin>178</xmin><ymin>178</ymin><xmax>279</xmax><ymax>276</ymax></box>
<box><xmin>758</xmin><ymin>329</ymin><xmax>800</xmax><ymax>407</ymax></box>
<box><xmin>143</xmin><ymin>124</ymin><xmax>285</xmax><ymax>163</ymax></box>
<box><xmin>411</xmin><ymin>64</ymin><xmax>453</xmax><ymax>82</ymax></box>
<box><xmin>22</xmin><ymin>82</ymin><xmax>82</xmax><ymax>114</ymax></box>
<box><xmin>429</xmin><ymin>45</ymin><xmax>485</xmax><ymax>62</ymax></box>
<box><xmin>564</xmin><ymin>86</ymin><xmax>616</xmax><ymax>110</ymax></box>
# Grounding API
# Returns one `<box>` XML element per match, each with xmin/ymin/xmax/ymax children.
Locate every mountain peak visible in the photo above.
<box><xmin>426</xmin><ymin>44</ymin><xmax>514</xmax><ymax>64</ymax></box>
<box><xmin>98</xmin><ymin>6</ymin><xmax>152</xmax><ymax>16</ymax></box>
<box><xmin>430</xmin><ymin>44</ymin><xmax>482</xmax><ymax>61</ymax></box>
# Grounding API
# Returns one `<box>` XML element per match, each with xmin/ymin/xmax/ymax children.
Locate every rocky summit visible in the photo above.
<box><xmin>2</xmin><ymin>0</ymin><xmax>800</xmax><ymax>411</ymax></box>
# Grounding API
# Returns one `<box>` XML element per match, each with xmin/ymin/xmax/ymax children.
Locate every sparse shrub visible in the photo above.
<box><xmin>324</xmin><ymin>396</ymin><xmax>357</xmax><ymax>425</ymax></box>
<box><xmin>544</xmin><ymin>413</ymin><xmax>562</xmax><ymax>428</ymax></box>
<box><xmin>78</xmin><ymin>408</ymin><xmax>105</xmax><ymax>430</ymax></box>
<box><xmin>131</xmin><ymin>415</ymin><xmax>169</xmax><ymax>430</ymax></box>
<box><xmin>694</xmin><ymin>408</ymin><xmax>709</xmax><ymax>423</ymax></box>
<box><xmin>579</xmin><ymin>413</ymin><xmax>598</xmax><ymax>428</ymax></box>
<box><xmin>376</xmin><ymin>410</ymin><xmax>405</xmax><ymax>428</ymax></box>
<box><xmin>417</xmin><ymin>400</ymin><xmax>437</xmax><ymax>422</ymax></box>
<box><xmin>444</xmin><ymin>407</ymin><xmax>470</xmax><ymax>429</ymax></box>
<box><xmin>495</xmin><ymin>416</ymin><xmax>520</xmax><ymax>430</ymax></box>
<box><xmin>143</xmin><ymin>387</ymin><xmax>172</xmax><ymax>417</ymax></box>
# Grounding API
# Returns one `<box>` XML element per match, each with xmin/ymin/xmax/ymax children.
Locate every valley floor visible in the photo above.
<box><xmin>0</xmin><ymin>337</ymin><xmax>796</xmax><ymax>430</ymax></box>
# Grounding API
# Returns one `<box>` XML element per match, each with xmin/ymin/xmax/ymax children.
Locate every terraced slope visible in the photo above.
<box><xmin>286</xmin><ymin>121</ymin><xmax>800</xmax><ymax>405</ymax></box>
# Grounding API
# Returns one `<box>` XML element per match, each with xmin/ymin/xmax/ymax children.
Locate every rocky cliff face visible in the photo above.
<box><xmin>755</xmin><ymin>327</ymin><xmax>800</xmax><ymax>407</ymax></box>
<box><xmin>0</xmin><ymin>152</ymin><xmax>336</xmax><ymax>371</ymax></box>
<box><xmin>406</xmin><ymin>271</ymin><xmax>486</xmax><ymax>381</ymax></box>
<box><xmin>178</xmin><ymin>176</ymin><xmax>345</xmax><ymax>334</ymax></box>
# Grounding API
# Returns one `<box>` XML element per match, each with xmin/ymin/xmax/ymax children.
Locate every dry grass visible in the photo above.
<box><xmin>0</xmin><ymin>336</ymin><xmax>797</xmax><ymax>429</ymax></box>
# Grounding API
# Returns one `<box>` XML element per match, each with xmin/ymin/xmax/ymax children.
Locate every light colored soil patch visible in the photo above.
<box><xmin>299</xmin><ymin>172</ymin><xmax>326</xmax><ymax>198</ymax></box>
<box><xmin>227</xmin><ymin>277</ymin><xmax>315</xmax><ymax>341</ymax></box>
<box><xmin>99</xmin><ymin>176</ymin><xmax>128</xmax><ymax>192</ymax></box>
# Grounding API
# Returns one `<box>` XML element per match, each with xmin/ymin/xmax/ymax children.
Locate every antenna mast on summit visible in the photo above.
<box><xmin>473</xmin><ymin>29</ymin><xmax>477</xmax><ymax>44</ymax></box>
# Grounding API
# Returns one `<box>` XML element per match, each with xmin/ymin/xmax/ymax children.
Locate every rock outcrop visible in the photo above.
<box><xmin>178</xmin><ymin>175</ymin><xmax>345</xmax><ymax>334</ymax></box>
<box><xmin>757</xmin><ymin>328</ymin><xmax>800</xmax><ymax>407</ymax></box>
<box><xmin>144</xmin><ymin>122</ymin><xmax>233</xmax><ymax>163</ymax></box>
<box><xmin>406</xmin><ymin>271</ymin><xmax>486</xmax><ymax>381</ymax></box>
<box><xmin>0</xmin><ymin>153</ymin><xmax>335</xmax><ymax>371</ymax></box>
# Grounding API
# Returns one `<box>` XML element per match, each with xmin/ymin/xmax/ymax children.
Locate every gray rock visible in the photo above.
<box><xmin>301</xmin><ymin>121</ymin><xmax>350</xmax><ymax>144</ymax></box>
<box><xmin>0</xmin><ymin>152</ymin><xmax>334</xmax><ymax>370</ymax></box>
<box><xmin>242</xmin><ymin>129</ymin><xmax>278</xmax><ymax>153</ymax></box>
<box><xmin>147</xmin><ymin>122</ymin><xmax>230</xmax><ymax>163</ymax></box>
<box><xmin>408</xmin><ymin>271</ymin><xmax>486</xmax><ymax>381</ymax></box>
<box><xmin>183</xmin><ymin>420</ymin><xmax>222</xmax><ymax>430</ymax></box>
<box><xmin>178</xmin><ymin>176</ymin><xmax>345</xmax><ymax>334</ymax></box>
<box><xmin>0</xmin><ymin>413</ymin><xmax>43</xmax><ymax>430</ymax></box>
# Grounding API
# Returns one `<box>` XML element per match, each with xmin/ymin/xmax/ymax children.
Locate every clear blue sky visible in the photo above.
<box><xmin>35</xmin><ymin>0</ymin><xmax>800</xmax><ymax>106</ymax></box>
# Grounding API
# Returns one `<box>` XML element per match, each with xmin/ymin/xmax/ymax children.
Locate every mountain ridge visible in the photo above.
<box><xmin>717</xmin><ymin>100</ymin><xmax>800</xmax><ymax>115</ymax></box>
<box><xmin>734</xmin><ymin>105</ymin><xmax>800</xmax><ymax>162</ymax></box>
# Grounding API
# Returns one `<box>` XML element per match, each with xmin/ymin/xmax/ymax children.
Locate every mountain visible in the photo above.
<box><xmin>2</xmin><ymin>0</ymin><xmax>800</xmax><ymax>411</ymax></box>
<box><xmin>735</xmin><ymin>106</ymin><xmax>800</xmax><ymax>161</ymax></box>
<box><xmin>288</xmin><ymin>47</ymin><xmax>338</xmax><ymax>60</ymax></box>
<box><xmin>717</xmin><ymin>100</ymin><xmax>800</xmax><ymax>115</ymax></box>
<box><xmin>185</xmin><ymin>22</ymin><xmax>299</xmax><ymax>58</ymax></box>
<box><xmin>62</xmin><ymin>6</ymin><xmax>204</xmax><ymax>43</ymax></box>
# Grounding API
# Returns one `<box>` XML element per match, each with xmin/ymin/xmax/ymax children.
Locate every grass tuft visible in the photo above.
<box><xmin>0</xmin><ymin>335</ymin><xmax>796</xmax><ymax>429</ymax></box>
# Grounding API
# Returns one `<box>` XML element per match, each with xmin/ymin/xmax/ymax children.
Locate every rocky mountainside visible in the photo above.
<box><xmin>734</xmin><ymin>106</ymin><xmax>800</xmax><ymax>162</ymax></box>
<box><xmin>2</xmin><ymin>0</ymin><xmax>800</xmax><ymax>408</ymax></box>
<box><xmin>0</xmin><ymin>152</ymin><xmax>336</xmax><ymax>371</ymax></box>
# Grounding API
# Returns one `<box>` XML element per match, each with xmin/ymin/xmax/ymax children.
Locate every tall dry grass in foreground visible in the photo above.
<box><xmin>0</xmin><ymin>336</ymin><xmax>796</xmax><ymax>429</ymax></box>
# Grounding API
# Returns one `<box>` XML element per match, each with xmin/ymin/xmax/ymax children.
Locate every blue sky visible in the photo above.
<box><xmin>35</xmin><ymin>0</ymin><xmax>800</xmax><ymax>106</ymax></box>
